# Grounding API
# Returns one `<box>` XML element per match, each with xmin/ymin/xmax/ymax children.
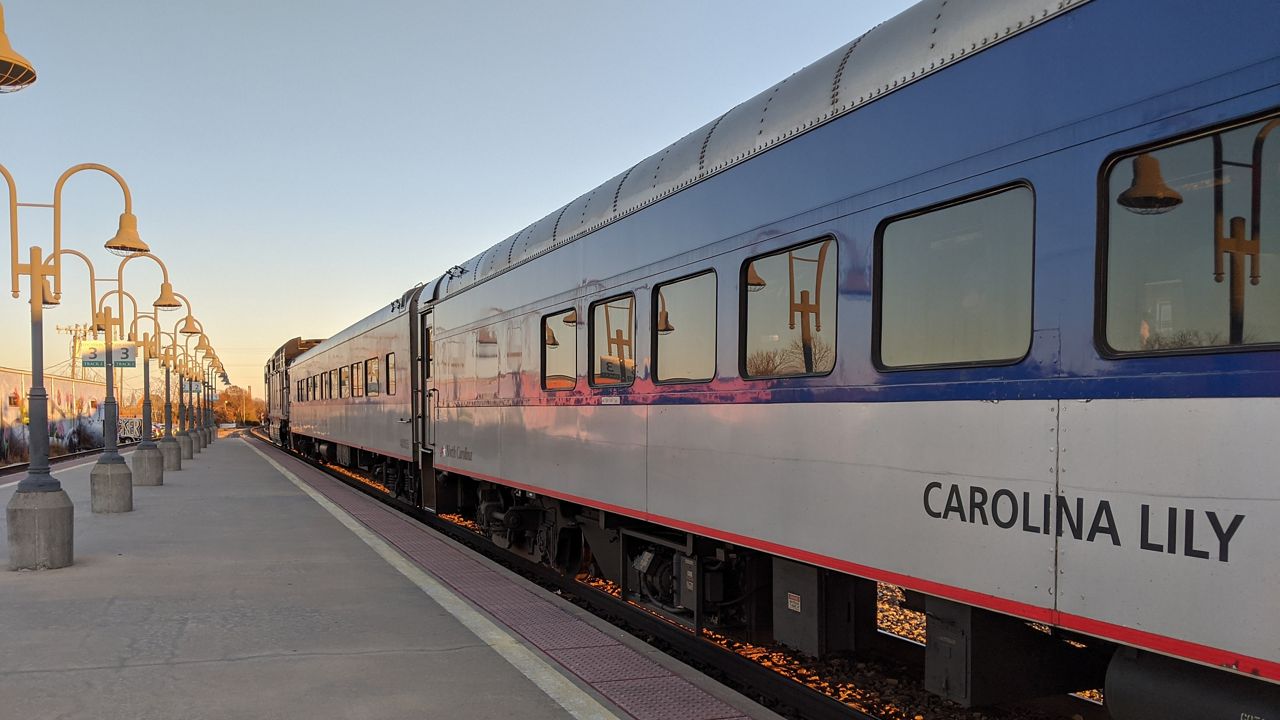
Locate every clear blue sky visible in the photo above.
<box><xmin>0</xmin><ymin>1</ymin><xmax>915</xmax><ymax>393</ymax></box>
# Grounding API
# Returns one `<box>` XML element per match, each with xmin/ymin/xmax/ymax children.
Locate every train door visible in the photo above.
<box><xmin>417</xmin><ymin>309</ymin><xmax>437</xmax><ymax>510</ymax></box>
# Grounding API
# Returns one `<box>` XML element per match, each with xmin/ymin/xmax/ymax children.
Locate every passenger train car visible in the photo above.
<box><xmin>265</xmin><ymin>1</ymin><xmax>1280</xmax><ymax>716</ymax></box>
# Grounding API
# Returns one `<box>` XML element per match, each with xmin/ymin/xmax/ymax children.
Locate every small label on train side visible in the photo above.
<box><xmin>787</xmin><ymin>593</ymin><xmax>802</xmax><ymax>613</ymax></box>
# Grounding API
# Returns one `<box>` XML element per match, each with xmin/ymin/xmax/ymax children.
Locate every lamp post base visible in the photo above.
<box><xmin>196</xmin><ymin>430</ymin><xmax>207</xmax><ymax>450</ymax></box>
<box><xmin>177</xmin><ymin>433</ymin><xmax>193</xmax><ymax>460</ymax></box>
<box><xmin>159</xmin><ymin>437</ymin><xmax>182</xmax><ymax>471</ymax></box>
<box><xmin>132</xmin><ymin>444</ymin><xmax>164</xmax><ymax>486</ymax></box>
<box><xmin>7</xmin><ymin>489</ymin><xmax>74</xmax><ymax>570</ymax></box>
<box><xmin>90</xmin><ymin>461</ymin><xmax>134</xmax><ymax>513</ymax></box>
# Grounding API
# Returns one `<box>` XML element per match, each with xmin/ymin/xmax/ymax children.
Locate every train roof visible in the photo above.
<box><xmin>433</xmin><ymin>0</ymin><xmax>1091</xmax><ymax>300</ymax></box>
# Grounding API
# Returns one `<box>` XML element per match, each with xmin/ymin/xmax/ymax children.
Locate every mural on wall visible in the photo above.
<box><xmin>1</xmin><ymin>367</ymin><xmax>107</xmax><ymax>466</ymax></box>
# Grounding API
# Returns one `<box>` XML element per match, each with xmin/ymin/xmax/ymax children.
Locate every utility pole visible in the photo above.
<box><xmin>56</xmin><ymin>324</ymin><xmax>91</xmax><ymax>379</ymax></box>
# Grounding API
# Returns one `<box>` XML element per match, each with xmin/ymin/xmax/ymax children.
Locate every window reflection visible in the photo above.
<box><xmin>1106</xmin><ymin>115</ymin><xmax>1279</xmax><ymax>352</ymax></box>
<box><xmin>351</xmin><ymin>363</ymin><xmax>364</xmax><ymax>397</ymax></box>
<box><xmin>878</xmin><ymin>188</ymin><xmax>1033</xmax><ymax>368</ymax></box>
<box><xmin>366</xmin><ymin>357</ymin><xmax>381</xmax><ymax>396</ymax></box>
<box><xmin>385</xmin><ymin>353</ymin><xmax>396</xmax><ymax>395</ymax></box>
<box><xmin>744</xmin><ymin>238</ymin><xmax>837</xmax><ymax>377</ymax></box>
<box><xmin>340</xmin><ymin>365</ymin><xmax>349</xmax><ymax>398</ymax></box>
<box><xmin>656</xmin><ymin>273</ymin><xmax>716</xmax><ymax>383</ymax></box>
<box><xmin>476</xmin><ymin>326</ymin><xmax>499</xmax><ymax>398</ymax></box>
<box><xmin>592</xmin><ymin>295</ymin><xmax>635</xmax><ymax>386</ymax></box>
<box><xmin>543</xmin><ymin>309</ymin><xmax>577</xmax><ymax>391</ymax></box>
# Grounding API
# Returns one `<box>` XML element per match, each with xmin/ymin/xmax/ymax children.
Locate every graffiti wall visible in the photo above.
<box><xmin>1</xmin><ymin>367</ymin><xmax>107</xmax><ymax>466</ymax></box>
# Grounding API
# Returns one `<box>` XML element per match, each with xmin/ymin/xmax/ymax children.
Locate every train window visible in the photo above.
<box><xmin>339</xmin><ymin>365</ymin><xmax>349</xmax><ymax>398</ymax></box>
<box><xmin>542</xmin><ymin>309</ymin><xmax>577</xmax><ymax>391</ymax></box>
<box><xmin>366</xmin><ymin>357</ymin><xmax>380</xmax><ymax>396</ymax></box>
<box><xmin>591</xmin><ymin>295</ymin><xmax>636</xmax><ymax>386</ymax></box>
<box><xmin>655</xmin><ymin>272</ymin><xmax>716</xmax><ymax>383</ymax></box>
<box><xmin>1102</xmin><ymin>114</ymin><xmax>1280</xmax><ymax>354</ymax></box>
<box><xmin>876</xmin><ymin>187</ymin><xmax>1033</xmax><ymax>369</ymax></box>
<box><xmin>385</xmin><ymin>353</ymin><xmax>396</xmax><ymax>395</ymax></box>
<box><xmin>329</xmin><ymin>369</ymin><xmax>337</xmax><ymax>399</ymax></box>
<box><xmin>351</xmin><ymin>362</ymin><xmax>365</xmax><ymax>397</ymax></box>
<box><xmin>308</xmin><ymin>376</ymin><xmax>315</xmax><ymax>401</ymax></box>
<box><xmin>743</xmin><ymin>237</ymin><xmax>838</xmax><ymax>378</ymax></box>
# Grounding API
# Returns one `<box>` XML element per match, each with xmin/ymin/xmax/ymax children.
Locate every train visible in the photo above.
<box><xmin>265</xmin><ymin>1</ymin><xmax>1280</xmax><ymax>717</ymax></box>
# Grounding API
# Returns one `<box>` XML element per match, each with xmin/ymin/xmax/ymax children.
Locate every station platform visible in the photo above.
<box><xmin>0</xmin><ymin>433</ymin><xmax>778</xmax><ymax>720</ymax></box>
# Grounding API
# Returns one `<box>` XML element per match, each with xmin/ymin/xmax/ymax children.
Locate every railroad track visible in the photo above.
<box><xmin>0</xmin><ymin>441</ymin><xmax>139</xmax><ymax>479</ymax></box>
<box><xmin>245</xmin><ymin>428</ymin><xmax>1103</xmax><ymax>720</ymax></box>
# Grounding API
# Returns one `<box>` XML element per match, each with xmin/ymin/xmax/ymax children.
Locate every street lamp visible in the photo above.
<box><xmin>169</xmin><ymin>315</ymin><xmax>202</xmax><ymax>460</ymax></box>
<box><xmin>4</xmin><ymin>161</ymin><xmax>145</xmax><ymax>569</ymax></box>
<box><xmin>110</xmin><ymin>252</ymin><xmax>181</xmax><ymax>484</ymax></box>
<box><xmin>192</xmin><ymin>334</ymin><xmax>212</xmax><ymax>450</ymax></box>
<box><xmin>152</xmin><ymin>330</ymin><xmax>181</xmax><ymax>471</ymax></box>
<box><xmin>50</xmin><ymin>249</ymin><xmax>136</xmax><ymax>513</ymax></box>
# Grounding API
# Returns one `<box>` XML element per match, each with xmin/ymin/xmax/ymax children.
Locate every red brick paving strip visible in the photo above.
<box><xmin>267</xmin><ymin>447</ymin><xmax>746</xmax><ymax>720</ymax></box>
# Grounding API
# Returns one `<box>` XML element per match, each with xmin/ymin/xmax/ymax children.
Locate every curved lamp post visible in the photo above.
<box><xmin>151</xmin><ymin>330</ymin><xmax>181</xmax><ymax>471</ymax></box>
<box><xmin>193</xmin><ymin>336</ymin><xmax>215</xmax><ymax>447</ymax></box>
<box><xmin>111</xmin><ymin>253</ymin><xmax>181</xmax><ymax>484</ymax></box>
<box><xmin>4</xmin><ymin>161</ymin><xmax>147</xmax><ymax>569</ymax></box>
<box><xmin>51</xmin><ymin>249</ymin><xmax>134</xmax><ymax>513</ymax></box>
<box><xmin>169</xmin><ymin>312</ymin><xmax>202</xmax><ymax>460</ymax></box>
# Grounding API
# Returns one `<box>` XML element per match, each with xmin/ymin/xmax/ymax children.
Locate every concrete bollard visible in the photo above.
<box><xmin>159</xmin><ymin>437</ymin><xmax>182</xmax><ymax>471</ymax></box>
<box><xmin>90</xmin><ymin>460</ymin><xmax>133</xmax><ymax>513</ymax></box>
<box><xmin>7</xmin><ymin>489</ymin><xmax>74</xmax><ymax>570</ymax></box>
<box><xmin>177</xmin><ymin>432</ymin><xmax>194</xmax><ymax>460</ymax></box>
<box><xmin>132</xmin><ymin>444</ymin><xmax>164</xmax><ymax>486</ymax></box>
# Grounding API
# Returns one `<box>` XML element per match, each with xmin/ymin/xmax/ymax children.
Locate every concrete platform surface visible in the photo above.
<box><xmin>0</xmin><ymin>434</ymin><xmax>777</xmax><ymax>720</ymax></box>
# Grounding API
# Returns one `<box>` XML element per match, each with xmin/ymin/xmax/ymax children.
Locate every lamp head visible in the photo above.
<box><xmin>562</xmin><ymin>310</ymin><xmax>577</xmax><ymax>326</ymax></box>
<box><xmin>179</xmin><ymin>314</ymin><xmax>201</xmax><ymax>335</ymax></box>
<box><xmin>39</xmin><ymin>276</ymin><xmax>58</xmax><ymax>308</ymax></box>
<box><xmin>1118</xmin><ymin>153</ymin><xmax>1183</xmax><ymax>215</ymax></box>
<box><xmin>544</xmin><ymin>325</ymin><xmax>559</xmax><ymax>348</ymax></box>
<box><xmin>0</xmin><ymin>4</ymin><xmax>37</xmax><ymax>93</ymax></box>
<box><xmin>153</xmin><ymin>281</ymin><xmax>181</xmax><ymax>310</ymax></box>
<box><xmin>656</xmin><ymin>310</ymin><xmax>675</xmax><ymax>335</ymax></box>
<box><xmin>194</xmin><ymin>334</ymin><xmax>212</xmax><ymax>354</ymax></box>
<box><xmin>746</xmin><ymin>263</ymin><xmax>767</xmax><ymax>292</ymax></box>
<box><xmin>105</xmin><ymin>212</ymin><xmax>149</xmax><ymax>256</ymax></box>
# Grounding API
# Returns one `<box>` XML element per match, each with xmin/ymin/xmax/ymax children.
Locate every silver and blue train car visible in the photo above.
<box><xmin>270</xmin><ymin>1</ymin><xmax>1280</xmax><ymax>716</ymax></box>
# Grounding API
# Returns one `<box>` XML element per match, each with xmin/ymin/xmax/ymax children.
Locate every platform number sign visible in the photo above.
<box><xmin>80</xmin><ymin>340</ymin><xmax>139</xmax><ymax>368</ymax></box>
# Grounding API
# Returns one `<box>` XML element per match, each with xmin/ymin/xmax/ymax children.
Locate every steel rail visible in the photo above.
<box><xmin>0</xmin><ymin>440</ymin><xmax>139</xmax><ymax>478</ymax></box>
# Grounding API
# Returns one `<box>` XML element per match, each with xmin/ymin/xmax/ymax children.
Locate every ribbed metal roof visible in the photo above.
<box><xmin>441</xmin><ymin>0</ymin><xmax>1091</xmax><ymax>298</ymax></box>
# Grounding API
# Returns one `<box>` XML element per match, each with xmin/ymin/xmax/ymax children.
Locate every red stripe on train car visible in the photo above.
<box><xmin>436</xmin><ymin>462</ymin><xmax>1280</xmax><ymax>683</ymax></box>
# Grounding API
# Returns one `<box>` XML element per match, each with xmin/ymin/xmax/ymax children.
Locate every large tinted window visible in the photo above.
<box><xmin>1104</xmin><ymin>115</ymin><xmax>1280</xmax><ymax>353</ymax></box>
<box><xmin>591</xmin><ymin>295</ymin><xmax>636</xmax><ymax>386</ymax></box>
<box><xmin>878</xmin><ymin>187</ymin><xmax>1034</xmax><ymax>369</ymax></box>
<box><xmin>385</xmin><ymin>353</ymin><xmax>396</xmax><ymax>395</ymax></box>
<box><xmin>542</xmin><ymin>309</ymin><xmax>577</xmax><ymax>391</ymax></box>
<box><xmin>743</xmin><ymin>237</ymin><xmax>838</xmax><ymax>378</ymax></box>
<box><xmin>339</xmin><ymin>366</ymin><xmax>349</xmax><ymax>398</ymax></box>
<box><xmin>655</xmin><ymin>273</ymin><xmax>716</xmax><ymax>383</ymax></box>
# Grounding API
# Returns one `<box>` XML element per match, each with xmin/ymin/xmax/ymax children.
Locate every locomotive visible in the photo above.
<box><xmin>266</xmin><ymin>1</ymin><xmax>1280</xmax><ymax>717</ymax></box>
